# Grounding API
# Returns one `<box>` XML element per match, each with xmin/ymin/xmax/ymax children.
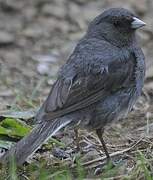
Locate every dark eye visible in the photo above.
<box><xmin>113</xmin><ymin>21</ymin><xmax>120</xmax><ymax>27</ymax></box>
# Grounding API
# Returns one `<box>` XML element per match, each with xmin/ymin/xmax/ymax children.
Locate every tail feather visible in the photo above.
<box><xmin>0</xmin><ymin>117</ymin><xmax>72</xmax><ymax>165</ymax></box>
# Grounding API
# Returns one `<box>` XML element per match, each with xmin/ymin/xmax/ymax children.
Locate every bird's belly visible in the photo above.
<box><xmin>85</xmin><ymin>87</ymin><xmax>139</xmax><ymax>130</ymax></box>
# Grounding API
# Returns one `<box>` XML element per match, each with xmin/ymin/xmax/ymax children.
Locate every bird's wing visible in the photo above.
<box><xmin>36</xmin><ymin>43</ymin><xmax>135</xmax><ymax>122</ymax></box>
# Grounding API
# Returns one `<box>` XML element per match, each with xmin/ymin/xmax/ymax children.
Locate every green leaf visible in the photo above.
<box><xmin>138</xmin><ymin>151</ymin><xmax>152</xmax><ymax>180</ymax></box>
<box><xmin>0</xmin><ymin>118</ymin><xmax>32</xmax><ymax>138</ymax></box>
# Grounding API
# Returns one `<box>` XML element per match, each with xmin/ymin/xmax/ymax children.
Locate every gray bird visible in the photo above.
<box><xmin>0</xmin><ymin>8</ymin><xmax>146</xmax><ymax>165</ymax></box>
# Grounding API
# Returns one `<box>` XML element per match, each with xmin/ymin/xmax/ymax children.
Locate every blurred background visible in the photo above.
<box><xmin>0</xmin><ymin>0</ymin><xmax>153</xmax><ymax>111</ymax></box>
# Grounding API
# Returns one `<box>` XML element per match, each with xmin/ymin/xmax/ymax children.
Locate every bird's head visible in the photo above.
<box><xmin>87</xmin><ymin>8</ymin><xmax>146</xmax><ymax>47</ymax></box>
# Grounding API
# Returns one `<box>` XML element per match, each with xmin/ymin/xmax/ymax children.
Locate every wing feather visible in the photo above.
<box><xmin>36</xmin><ymin>39</ymin><xmax>135</xmax><ymax>122</ymax></box>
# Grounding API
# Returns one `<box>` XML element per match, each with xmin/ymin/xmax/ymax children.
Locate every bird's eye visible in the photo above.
<box><xmin>113</xmin><ymin>21</ymin><xmax>120</xmax><ymax>27</ymax></box>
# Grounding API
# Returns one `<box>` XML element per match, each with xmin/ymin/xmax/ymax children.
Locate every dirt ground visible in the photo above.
<box><xmin>0</xmin><ymin>0</ymin><xmax>153</xmax><ymax>179</ymax></box>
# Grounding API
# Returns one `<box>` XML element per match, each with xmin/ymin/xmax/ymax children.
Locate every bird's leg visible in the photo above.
<box><xmin>96</xmin><ymin>129</ymin><xmax>110</xmax><ymax>161</ymax></box>
<box><xmin>74</xmin><ymin>128</ymin><xmax>80</xmax><ymax>151</ymax></box>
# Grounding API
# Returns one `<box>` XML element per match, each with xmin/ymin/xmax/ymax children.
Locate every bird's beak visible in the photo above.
<box><xmin>131</xmin><ymin>17</ymin><xmax>146</xmax><ymax>29</ymax></box>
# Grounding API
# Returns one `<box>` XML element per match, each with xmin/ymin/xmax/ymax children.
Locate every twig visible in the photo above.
<box><xmin>101</xmin><ymin>174</ymin><xmax>128</xmax><ymax>180</ymax></box>
<box><xmin>83</xmin><ymin>135</ymin><xmax>128</xmax><ymax>150</ymax></box>
<box><xmin>82</xmin><ymin>137</ymin><xmax>143</xmax><ymax>167</ymax></box>
<box><xmin>21</xmin><ymin>174</ymin><xmax>30</xmax><ymax>180</ymax></box>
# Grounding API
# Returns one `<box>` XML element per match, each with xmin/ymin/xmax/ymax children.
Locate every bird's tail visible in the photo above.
<box><xmin>0</xmin><ymin>117</ymin><xmax>72</xmax><ymax>165</ymax></box>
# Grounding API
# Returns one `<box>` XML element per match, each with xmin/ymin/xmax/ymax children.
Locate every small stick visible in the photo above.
<box><xmin>82</xmin><ymin>137</ymin><xmax>143</xmax><ymax>167</ymax></box>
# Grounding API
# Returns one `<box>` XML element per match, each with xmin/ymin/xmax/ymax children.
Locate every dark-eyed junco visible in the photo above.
<box><xmin>0</xmin><ymin>8</ymin><xmax>146</xmax><ymax>165</ymax></box>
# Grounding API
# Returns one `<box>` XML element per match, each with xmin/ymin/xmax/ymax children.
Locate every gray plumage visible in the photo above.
<box><xmin>0</xmin><ymin>8</ymin><xmax>146</xmax><ymax>165</ymax></box>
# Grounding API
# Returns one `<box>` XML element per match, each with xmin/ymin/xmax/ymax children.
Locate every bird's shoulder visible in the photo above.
<box><xmin>59</xmin><ymin>38</ymin><xmax>129</xmax><ymax>78</ymax></box>
<box><xmin>73</xmin><ymin>37</ymin><xmax>121</xmax><ymax>61</ymax></box>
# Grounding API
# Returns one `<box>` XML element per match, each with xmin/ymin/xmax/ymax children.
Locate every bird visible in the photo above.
<box><xmin>0</xmin><ymin>8</ymin><xmax>146</xmax><ymax>165</ymax></box>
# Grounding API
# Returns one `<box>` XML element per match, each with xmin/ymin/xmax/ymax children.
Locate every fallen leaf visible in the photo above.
<box><xmin>0</xmin><ymin>118</ymin><xmax>32</xmax><ymax>139</ymax></box>
<box><xmin>0</xmin><ymin>109</ymin><xmax>37</xmax><ymax>120</ymax></box>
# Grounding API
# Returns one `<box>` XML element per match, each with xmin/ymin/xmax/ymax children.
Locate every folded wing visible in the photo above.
<box><xmin>36</xmin><ymin>40</ymin><xmax>135</xmax><ymax>122</ymax></box>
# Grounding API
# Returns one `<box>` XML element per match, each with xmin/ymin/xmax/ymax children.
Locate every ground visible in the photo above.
<box><xmin>0</xmin><ymin>0</ymin><xmax>153</xmax><ymax>179</ymax></box>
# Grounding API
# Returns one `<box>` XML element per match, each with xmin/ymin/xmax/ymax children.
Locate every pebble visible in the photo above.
<box><xmin>52</xmin><ymin>147</ymin><xmax>70</xmax><ymax>159</ymax></box>
<box><xmin>0</xmin><ymin>31</ymin><xmax>14</xmax><ymax>45</ymax></box>
<box><xmin>37</xmin><ymin>62</ymin><xmax>50</xmax><ymax>75</ymax></box>
<box><xmin>42</xmin><ymin>3</ymin><xmax>66</xmax><ymax>18</ymax></box>
<box><xmin>32</xmin><ymin>54</ymin><xmax>59</xmax><ymax>63</ymax></box>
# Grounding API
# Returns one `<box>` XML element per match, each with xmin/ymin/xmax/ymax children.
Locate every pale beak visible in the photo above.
<box><xmin>131</xmin><ymin>17</ymin><xmax>146</xmax><ymax>29</ymax></box>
